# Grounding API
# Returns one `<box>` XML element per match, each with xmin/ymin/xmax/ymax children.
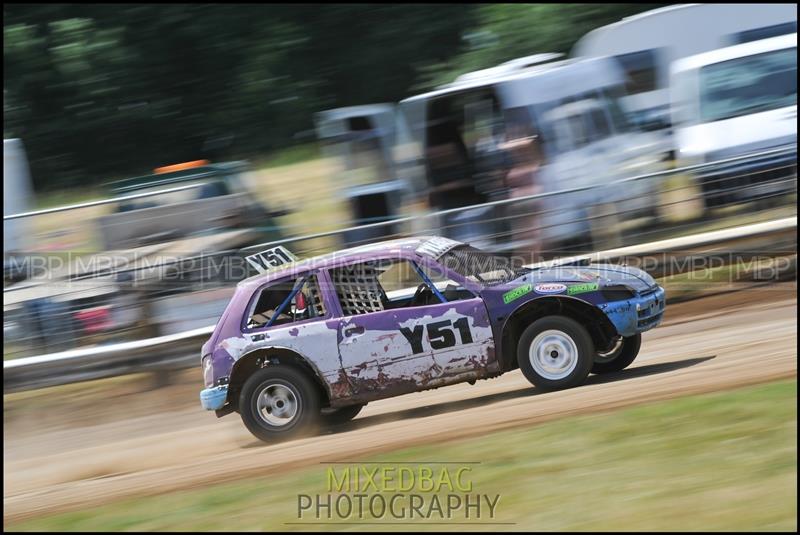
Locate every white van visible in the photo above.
<box><xmin>314</xmin><ymin>105</ymin><xmax>405</xmax><ymax>246</ymax></box>
<box><xmin>572</xmin><ymin>4</ymin><xmax>797</xmax><ymax>132</ymax></box>
<box><xmin>670</xmin><ymin>33</ymin><xmax>797</xmax><ymax>207</ymax></box>
<box><xmin>396</xmin><ymin>56</ymin><xmax>668</xmax><ymax>252</ymax></box>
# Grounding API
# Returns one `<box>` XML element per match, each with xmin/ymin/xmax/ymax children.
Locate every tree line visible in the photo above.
<box><xmin>3</xmin><ymin>4</ymin><xmax>663</xmax><ymax>191</ymax></box>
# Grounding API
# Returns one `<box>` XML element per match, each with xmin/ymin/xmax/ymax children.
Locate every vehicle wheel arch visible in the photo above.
<box><xmin>228</xmin><ymin>346</ymin><xmax>331</xmax><ymax>410</ymax></box>
<box><xmin>499</xmin><ymin>295</ymin><xmax>617</xmax><ymax>372</ymax></box>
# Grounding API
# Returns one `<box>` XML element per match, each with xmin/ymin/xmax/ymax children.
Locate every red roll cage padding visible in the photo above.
<box><xmin>295</xmin><ymin>291</ymin><xmax>307</xmax><ymax>310</ymax></box>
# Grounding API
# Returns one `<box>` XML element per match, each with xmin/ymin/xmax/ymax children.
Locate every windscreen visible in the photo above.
<box><xmin>699</xmin><ymin>47</ymin><xmax>797</xmax><ymax>123</ymax></box>
<box><xmin>438</xmin><ymin>245</ymin><xmax>529</xmax><ymax>286</ymax></box>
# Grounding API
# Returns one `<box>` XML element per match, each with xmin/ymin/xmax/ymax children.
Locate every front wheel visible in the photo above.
<box><xmin>517</xmin><ymin>316</ymin><xmax>594</xmax><ymax>391</ymax></box>
<box><xmin>239</xmin><ymin>365</ymin><xmax>320</xmax><ymax>443</ymax></box>
<box><xmin>592</xmin><ymin>333</ymin><xmax>642</xmax><ymax>374</ymax></box>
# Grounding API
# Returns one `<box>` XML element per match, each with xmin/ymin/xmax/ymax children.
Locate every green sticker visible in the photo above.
<box><xmin>568</xmin><ymin>282</ymin><xmax>599</xmax><ymax>295</ymax></box>
<box><xmin>503</xmin><ymin>283</ymin><xmax>533</xmax><ymax>304</ymax></box>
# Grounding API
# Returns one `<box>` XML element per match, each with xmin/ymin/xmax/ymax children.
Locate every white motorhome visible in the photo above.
<box><xmin>670</xmin><ymin>33</ymin><xmax>797</xmax><ymax>207</ymax></box>
<box><xmin>572</xmin><ymin>4</ymin><xmax>798</xmax><ymax>130</ymax></box>
<box><xmin>397</xmin><ymin>56</ymin><xmax>668</xmax><ymax>253</ymax></box>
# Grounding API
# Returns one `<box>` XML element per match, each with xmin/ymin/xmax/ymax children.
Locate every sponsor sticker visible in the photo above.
<box><xmin>503</xmin><ymin>283</ymin><xmax>533</xmax><ymax>304</ymax></box>
<box><xmin>568</xmin><ymin>282</ymin><xmax>599</xmax><ymax>295</ymax></box>
<box><xmin>534</xmin><ymin>283</ymin><xmax>567</xmax><ymax>294</ymax></box>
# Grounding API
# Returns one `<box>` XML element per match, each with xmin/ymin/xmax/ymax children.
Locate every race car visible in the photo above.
<box><xmin>200</xmin><ymin>236</ymin><xmax>665</xmax><ymax>442</ymax></box>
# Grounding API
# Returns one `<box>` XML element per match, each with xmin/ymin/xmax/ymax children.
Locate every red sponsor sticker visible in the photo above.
<box><xmin>534</xmin><ymin>283</ymin><xmax>567</xmax><ymax>294</ymax></box>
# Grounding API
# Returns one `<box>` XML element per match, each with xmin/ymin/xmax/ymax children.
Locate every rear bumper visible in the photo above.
<box><xmin>200</xmin><ymin>385</ymin><xmax>228</xmax><ymax>411</ymax></box>
<box><xmin>599</xmin><ymin>286</ymin><xmax>666</xmax><ymax>338</ymax></box>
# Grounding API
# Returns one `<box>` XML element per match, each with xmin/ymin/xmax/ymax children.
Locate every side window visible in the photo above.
<box><xmin>331</xmin><ymin>262</ymin><xmax>388</xmax><ymax>316</ymax></box>
<box><xmin>463</xmin><ymin>93</ymin><xmax>504</xmax><ymax>158</ymax></box>
<box><xmin>587</xmin><ymin>106</ymin><xmax>611</xmax><ymax>140</ymax></box>
<box><xmin>463</xmin><ymin>93</ymin><xmax>509</xmax><ymax>198</ymax></box>
<box><xmin>559</xmin><ymin>96</ymin><xmax>595</xmax><ymax>150</ymax></box>
<box><xmin>585</xmin><ymin>91</ymin><xmax>612</xmax><ymax>140</ymax></box>
<box><xmin>731</xmin><ymin>22</ymin><xmax>797</xmax><ymax>45</ymax></box>
<box><xmin>331</xmin><ymin>258</ymin><xmax>472</xmax><ymax>316</ymax></box>
<box><xmin>601</xmin><ymin>86</ymin><xmax>633</xmax><ymax>133</ymax></box>
<box><xmin>346</xmin><ymin>115</ymin><xmax>391</xmax><ymax>184</ymax></box>
<box><xmin>566</xmin><ymin>109</ymin><xmax>591</xmax><ymax>149</ymax></box>
<box><xmin>539</xmin><ymin>97</ymin><xmax>576</xmax><ymax>156</ymax></box>
<box><xmin>531</xmin><ymin>98</ymin><xmax>568</xmax><ymax>157</ymax></box>
<box><xmin>246</xmin><ymin>274</ymin><xmax>326</xmax><ymax>329</ymax></box>
<box><xmin>614</xmin><ymin>49</ymin><xmax>660</xmax><ymax>95</ymax></box>
<box><xmin>423</xmin><ymin>90</ymin><xmax>493</xmax><ymax>210</ymax></box>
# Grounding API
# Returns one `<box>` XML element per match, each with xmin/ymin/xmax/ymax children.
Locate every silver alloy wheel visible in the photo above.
<box><xmin>595</xmin><ymin>336</ymin><xmax>624</xmax><ymax>364</ymax></box>
<box><xmin>529</xmin><ymin>329</ymin><xmax>579</xmax><ymax>380</ymax></box>
<box><xmin>256</xmin><ymin>382</ymin><xmax>299</xmax><ymax>427</ymax></box>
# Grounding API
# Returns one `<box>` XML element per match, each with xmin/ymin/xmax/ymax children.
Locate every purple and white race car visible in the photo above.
<box><xmin>200</xmin><ymin>236</ymin><xmax>665</xmax><ymax>442</ymax></box>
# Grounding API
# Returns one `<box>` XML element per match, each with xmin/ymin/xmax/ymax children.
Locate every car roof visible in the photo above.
<box><xmin>237</xmin><ymin>236</ymin><xmax>464</xmax><ymax>290</ymax></box>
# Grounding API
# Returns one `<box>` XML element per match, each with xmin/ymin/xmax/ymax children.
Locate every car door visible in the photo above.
<box><xmin>425</xmin><ymin>296</ymin><xmax>497</xmax><ymax>379</ymax></box>
<box><xmin>332</xmin><ymin>257</ymin><xmax>495</xmax><ymax>397</ymax></box>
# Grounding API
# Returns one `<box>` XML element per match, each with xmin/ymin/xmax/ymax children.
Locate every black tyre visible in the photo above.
<box><xmin>517</xmin><ymin>315</ymin><xmax>594</xmax><ymax>391</ymax></box>
<box><xmin>239</xmin><ymin>365</ymin><xmax>320</xmax><ymax>443</ymax></box>
<box><xmin>321</xmin><ymin>404</ymin><xmax>364</xmax><ymax>426</ymax></box>
<box><xmin>592</xmin><ymin>333</ymin><xmax>642</xmax><ymax>374</ymax></box>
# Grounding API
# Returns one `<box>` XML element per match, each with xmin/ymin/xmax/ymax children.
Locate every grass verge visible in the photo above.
<box><xmin>7</xmin><ymin>379</ymin><xmax>797</xmax><ymax>532</ymax></box>
<box><xmin>253</xmin><ymin>143</ymin><xmax>322</xmax><ymax>170</ymax></box>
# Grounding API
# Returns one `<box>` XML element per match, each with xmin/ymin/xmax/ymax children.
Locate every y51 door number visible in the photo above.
<box><xmin>400</xmin><ymin>317</ymin><xmax>473</xmax><ymax>355</ymax></box>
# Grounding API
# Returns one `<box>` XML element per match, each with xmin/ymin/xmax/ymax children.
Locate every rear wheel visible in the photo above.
<box><xmin>239</xmin><ymin>365</ymin><xmax>320</xmax><ymax>443</ymax></box>
<box><xmin>592</xmin><ymin>333</ymin><xmax>641</xmax><ymax>374</ymax></box>
<box><xmin>517</xmin><ymin>316</ymin><xmax>594</xmax><ymax>391</ymax></box>
<box><xmin>321</xmin><ymin>404</ymin><xmax>364</xmax><ymax>426</ymax></box>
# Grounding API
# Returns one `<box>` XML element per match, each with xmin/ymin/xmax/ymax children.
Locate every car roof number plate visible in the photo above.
<box><xmin>245</xmin><ymin>245</ymin><xmax>298</xmax><ymax>273</ymax></box>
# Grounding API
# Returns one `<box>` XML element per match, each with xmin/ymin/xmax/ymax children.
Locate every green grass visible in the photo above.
<box><xmin>22</xmin><ymin>144</ymin><xmax>332</xmax><ymax>256</ymax></box>
<box><xmin>254</xmin><ymin>143</ymin><xmax>322</xmax><ymax>169</ymax></box>
<box><xmin>33</xmin><ymin>187</ymin><xmax>107</xmax><ymax>210</ymax></box>
<box><xmin>29</xmin><ymin>144</ymin><xmax>320</xmax><ymax>211</ymax></box>
<box><xmin>8</xmin><ymin>380</ymin><xmax>797</xmax><ymax>532</ymax></box>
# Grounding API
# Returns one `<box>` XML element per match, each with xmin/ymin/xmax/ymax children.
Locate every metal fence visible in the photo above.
<box><xmin>4</xmin><ymin>215</ymin><xmax>796</xmax><ymax>393</ymax></box>
<box><xmin>3</xmin><ymin>144</ymin><xmax>797</xmax><ymax>363</ymax></box>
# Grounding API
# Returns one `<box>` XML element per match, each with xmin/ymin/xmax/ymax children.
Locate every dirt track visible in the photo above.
<box><xmin>3</xmin><ymin>289</ymin><xmax>797</xmax><ymax>523</ymax></box>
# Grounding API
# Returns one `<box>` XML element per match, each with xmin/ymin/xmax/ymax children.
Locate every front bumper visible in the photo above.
<box><xmin>200</xmin><ymin>385</ymin><xmax>229</xmax><ymax>411</ymax></box>
<box><xmin>599</xmin><ymin>286</ymin><xmax>666</xmax><ymax>338</ymax></box>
